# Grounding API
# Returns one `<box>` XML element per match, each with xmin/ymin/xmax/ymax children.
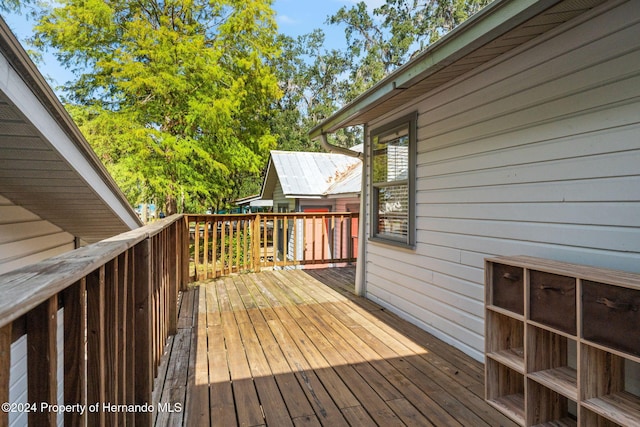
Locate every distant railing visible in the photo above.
<box><xmin>0</xmin><ymin>215</ymin><xmax>188</xmax><ymax>427</ymax></box>
<box><xmin>186</xmin><ymin>212</ymin><xmax>359</xmax><ymax>281</ymax></box>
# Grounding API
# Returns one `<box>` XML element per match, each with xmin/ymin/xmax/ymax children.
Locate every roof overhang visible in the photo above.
<box><xmin>309</xmin><ymin>0</ymin><xmax>608</xmax><ymax>139</ymax></box>
<box><xmin>0</xmin><ymin>18</ymin><xmax>141</xmax><ymax>242</ymax></box>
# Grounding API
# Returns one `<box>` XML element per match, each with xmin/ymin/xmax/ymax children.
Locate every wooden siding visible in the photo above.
<box><xmin>273</xmin><ymin>182</ymin><xmax>294</xmax><ymax>212</ymax></box>
<box><xmin>364</xmin><ymin>1</ymin><xmax>640</xmax><ymax>361</ymax></box>
<box><xmin>0</xmin><ymin>195</ymin><xmax>74</xmax><ymax>275</ymax></box>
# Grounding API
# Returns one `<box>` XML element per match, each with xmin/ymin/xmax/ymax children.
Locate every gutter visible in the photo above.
<box><xmin>316</xmin><ymin>133</ymin><xmax>366</xmax><ymax>296</ymax></box>
<box><xmin>318</xmin><ymin>133</ymin><xmax>363</xmax><ymax>160</ymax></box>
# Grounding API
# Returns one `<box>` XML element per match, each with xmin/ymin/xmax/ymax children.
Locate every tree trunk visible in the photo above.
<box><xmin>165</xmin><ymin>195</ymin><xmax>177</xmax><ymax>216</ymax></box>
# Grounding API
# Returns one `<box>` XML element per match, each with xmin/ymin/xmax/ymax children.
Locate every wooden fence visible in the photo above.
<box><xmin>0</xmin><ymin>215</ymin><xmax>187</xmax><ymax>427</ymax></box>
<box><xmin>187</xmin><ymin>212</ymin><xmax>358</xmax><ymax>281</ymax></box>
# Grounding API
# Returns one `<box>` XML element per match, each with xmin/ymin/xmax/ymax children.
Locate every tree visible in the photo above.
<box><xmin>378</xmin><ymin>0</ymin><xmax>494</xmax><ymax>50</ymax></box>
<box><xmin>32</xmin><ymin>0</ymin><xmax>281</xmax><ymax>214</ymax></box>
<box><xmin>327</xmin><ymin>0</ymin><xmax>494</xmax><ymax>98</ymax></box>
<box><xmin>269</xmin><ymin>30</ymin><xmax>361</xmax><ymax>152</ymax></box>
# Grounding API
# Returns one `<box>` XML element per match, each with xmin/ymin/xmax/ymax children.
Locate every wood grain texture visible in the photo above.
<box><xmin>154</xmin><ymin>267</ymin><xmax>518</xmax><ymax>427</ymax></box>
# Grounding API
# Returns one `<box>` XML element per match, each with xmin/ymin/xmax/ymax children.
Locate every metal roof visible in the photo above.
<box><xmin>309</xmin><ymin>0</ymin><xmax>608</xmax><ymax>138</ymax></box>
<box><xmin>261</xmin><ymin>151</ymin><xmax>362</xmax><ymax>199</ymax></box>
<box><xmin>0</xmin><ymin>18</ymin><xmax>141</xmax><ymax>242</ymax></box>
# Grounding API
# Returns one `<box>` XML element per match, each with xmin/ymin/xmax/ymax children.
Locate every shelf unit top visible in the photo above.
<box><xmin>486</xmin><ymin>255</ymin><xmax>640</xmax><ymax>290</ymax></box>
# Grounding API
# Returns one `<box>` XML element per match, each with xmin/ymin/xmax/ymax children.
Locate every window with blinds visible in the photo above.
<box><xmin>370</xmin><ymin>112</ymin><xmax>416</xmax><ymax>247</ymax></box>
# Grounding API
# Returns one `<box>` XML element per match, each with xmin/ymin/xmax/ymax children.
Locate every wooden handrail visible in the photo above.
<box><xmin>0</xmin><ymin>214</ymin><xmax>188</xmax><ymax>426</ymax></box>
<box><xmin>0</xmin><ymin>214</ymin><xmax>185</xmax><ymax>328</ymax></box>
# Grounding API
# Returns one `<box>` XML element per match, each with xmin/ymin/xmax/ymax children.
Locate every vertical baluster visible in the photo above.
<box><xmin>203</xmin><ymin>218</ymin><xmax>210</xmax><ymax>279</ymax></box>
<box><xmin>220</xmin><ymin>221</ymin><xmax>226</xmax><ymax>276</ymax></box>
<box><xmin>86</xmin><ymin>266</ymin><xmax>105</xmax><ymax>426</ymax></box>
<box><xmin>193</xmin><ymin>221</ymin><xmax>200</xmax><ymax>281</ymax></box>
<box><xmin>168</xmin><ymin>225</ymin><xmax>178</xmax><ymax>336</ymax></box>
<box><xmin>104</xmin><ymin>259</ymin><xmax>119</xmax><ymax>426</ymax></box>
<box><xmin>27</xmin><ymin>296</ymin><xmax>57</xmax><ymax>426</ymax></box>
<box><xmin>117</xmin><ymin>252</ymin><xmax>129</xmax><ymax>419</ymax></box>
<box><xmin>262</xmin><ymin>215</ymin><xmax>267</xmax><ymax>267</ymax></box>
<box><xmin>125</xmin><ymin>249</ymin><xmax>136</xmax><ymax>425</ymax></box>
<box><xmin>134</xmin><ymin>239</ymin><xmax>152</xmax><ymax>426</ymax></box>
<box><xmin>212</xmin><ymin>217</ymin><xmax>218</xmax><ymax>278</ymax></box>
<box><xmin>1</xmin><ymin>323</ymin><xmax>12</xmax><ymax>427</ymax></box>
<box><xmin>253</xmin><ymin>214</ymin><xmax>261</xmax><ymax>272</ymax></box>
<box><xmin>235</xmin><ymin>218</ymin><xmax>241</xmax><ymax>272</ymax></box>
<box><xmin>63</xmin><ymin>279</ymin><xmax>87</xmax><ymax>427</ymax></box>
<box><xmin>228</xmin><ymin>218</ymin><xmax>233</xmax><ymax>274</ymax></box>
<box><xmin>293</xmin><ymin>215</ymin><xmax>298</xmax><ymax>266</ymax></box>
<box><xmin>243</xmin><ymin>217</ymin><xmax>249</xmax><ymax>270</ymax></box>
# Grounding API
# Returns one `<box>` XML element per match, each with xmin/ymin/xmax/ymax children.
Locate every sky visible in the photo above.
<box><xmin>1</xmin><ymin>0</ymin><xmax>386</xmax><ymax>92</ymax></box>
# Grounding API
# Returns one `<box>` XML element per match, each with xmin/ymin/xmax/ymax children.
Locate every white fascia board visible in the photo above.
<box><xmin>0</xmin><ymin>54</ymin><xmax>140</xmax><ymax>230</ymax></box>
<box><xmin>285</xmin><ymin>195</ymin><xmax>323</xmax><ymax>199</ymax></box>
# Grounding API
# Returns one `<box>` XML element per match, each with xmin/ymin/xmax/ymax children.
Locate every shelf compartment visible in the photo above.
<box><xmin>527</xmin><ymin>325</ymin><xmax>577</xmax><ymax>399</ymax></box>
<box><xmin>489</xmin><ymin>262</ymin><xmax>524</xmax><ymax>315</ymax></box>
<box><xmin>528</xmin><ymin>367</ymin><xmax>577</xmax><ymax>401</ymax></box>
<box><xmin>582</xmin><ymin>280</ymin><xmax>640</xmax><ymax>357</ymax></box>
<box><xmin>581</xmin><ymin>406</ymin><xmax>630</xmax><ymax>427</ymax></box>
<box><xmin>529</xmin><ymin>270</ymin><xmax>576</xmax><ymax>335</ymax></box>
<box><xmin>580</xmin><ymin>345</ymin><xmax>640</xmax><ymax>426</ymax></box>
<box><xmin>582</xmin><ymin>392</ymin><xmax>640</xmax><ymax>426</ymax></box>
<box><xmin>486</xmin><ymin>310</ymin><xmax>525</xmax><ymax>373</ymax></box>
<box><xmin>527</xmin><ymin>379</ymin><xmax>577</xmax><ymax>427</ymax></box>
<box><xmin>486</xmin><ymin>358</ymin><xmax>525</xmax><ymax>425</ymax></box>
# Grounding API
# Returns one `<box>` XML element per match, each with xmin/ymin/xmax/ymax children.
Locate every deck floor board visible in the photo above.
<box><xmin>153</xmin><ymin>267</ymin><xmax>519</xmax><ymax>427</ymax></box>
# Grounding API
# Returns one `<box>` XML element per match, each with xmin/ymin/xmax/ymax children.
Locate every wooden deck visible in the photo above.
<box><xmin>152</xmin><ymin>267</ymin><xmax>519</xmax><ymax>427</ymax></box>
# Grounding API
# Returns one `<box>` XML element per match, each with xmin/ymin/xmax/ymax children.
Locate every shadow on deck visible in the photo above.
<box><xmin>152</xmin><ymin>267</ymin><xmax>518</xmax><ymax>426</ymax></box>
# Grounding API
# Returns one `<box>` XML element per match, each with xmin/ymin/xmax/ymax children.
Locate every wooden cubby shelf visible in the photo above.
<box><xmin>485</xmin><ymin>256</ymin><xmax>640</xmax><ymax>427</ymax></box>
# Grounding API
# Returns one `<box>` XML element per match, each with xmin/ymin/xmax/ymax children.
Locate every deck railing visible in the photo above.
<box><xmin>186</xmin><ymin>212</ymin><xmax>359</xmax><ymax>281</ymax></box>
<box><xmin>0</xmin><ymin>211</ymin><xmax>357</xmax><ymax>426</ymax></box>
<box><xmin>0</xmin><ymin>215</ymin><xmax>188</xmax><ymax>427</ymax></box>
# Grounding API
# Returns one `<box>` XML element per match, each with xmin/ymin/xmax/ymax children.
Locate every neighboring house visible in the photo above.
<box><xmin>259</xmin><ymin>147</ymin><xmax>363</xmax><ymax>214</ymax></box>
<box><xmin>0</xmin><ymin>19</ymin><xmax>141</xmax><ymax>427</ymax></box>
<box><xmin>233</xmin><ymin>194</ymin><xmax>273</xmax><ymax>213</ymax></box>
<box><xmin>259</xmin><ymin>148</ymin><xmax>362</xmax><ymax>265</ymax></box>
<box><xmin>0</xmin><ymin>18</ymin><xmax>140</xmax><ymax>276</ymax></box>
<box><xmin>311</xmin><ymin>0</ymin><xmax>640</xmax><ymax>362</ymax></box>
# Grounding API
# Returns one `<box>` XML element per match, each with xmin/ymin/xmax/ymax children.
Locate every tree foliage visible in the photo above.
<box><xmin>326</xmin><ymin>0</ymin><xmax>493</xmax><ymax>102</ymax></box>
<box><xmin>14</xmin><ymin>0</ymin><xmax>494</xmax><ymax>213</ymax></box>
<box><xmin>32</xmin><ymin>0</ymin><xmax>281</xmax><ymax>213</ymax></box>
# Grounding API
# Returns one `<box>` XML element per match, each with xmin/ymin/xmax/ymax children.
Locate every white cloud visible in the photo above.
<box><xmin>278</xmin><ymin>14</ymin><xmax>297</xmax><ymax>25</ymax></box>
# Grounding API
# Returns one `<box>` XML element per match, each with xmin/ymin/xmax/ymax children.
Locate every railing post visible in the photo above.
<box><xmin>134</xmin><ymin>238</ymin><xmax>153</xmax><ymax>426</ymax></box>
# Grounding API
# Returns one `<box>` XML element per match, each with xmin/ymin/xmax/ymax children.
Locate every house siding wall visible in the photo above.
<box><xmin>273</xmin><ymin>182</ymin><xmax>295</xmax><ymax>212</ymax></box>
<box><xmin>0</xmin><ymin>195</ymin><xmax>75</xmax><ymax>275</ymax></box>
<box><xmin>364</xmin><ymin>1</ymin><xmax>640</xmax><ymax>361</ymax></box>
